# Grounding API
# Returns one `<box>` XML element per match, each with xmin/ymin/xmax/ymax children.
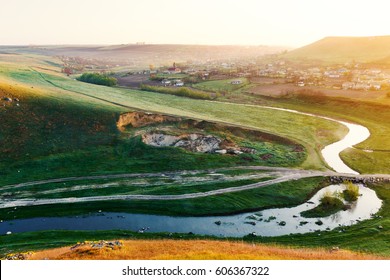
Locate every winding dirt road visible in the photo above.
<box><xmin>1</xmin><ymin>166</ymin><xmax>389</xmax><ymax>209</ymax></box>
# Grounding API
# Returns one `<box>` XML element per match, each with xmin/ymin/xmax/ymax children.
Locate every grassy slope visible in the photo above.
<box><xmin>284</xmin><ymin>36</ymin><xmax>390</xmax><ymax>63</ymax></box>
<box><xmin>237</xmin><ymin>94</ymin><xmax>390</xmax><ymax>174</ymax></box>
<box><xmin>36</xmin><ymin>71</ymin><xmax>346</xmax><ymax>170</ymax></box>
<box><xmin>28</xmin><ymin>239</ymin><xmax>384</xmax><ymax>260</ymax></box>
<box><xmin>1</xmin><ymin>55</ymin><xmax>305</xmax><ymax>185</ymax></box>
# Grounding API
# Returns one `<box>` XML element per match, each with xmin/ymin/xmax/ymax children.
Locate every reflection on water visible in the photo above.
<box><xmin>0</xmin><ymin>184</ymin><xmax>382</xmax><ymax>237</ymax></box>
<box><xmin>321</xmin><ymin>121</ymin><xmax>370</xmax><ymax>174</ymax></box>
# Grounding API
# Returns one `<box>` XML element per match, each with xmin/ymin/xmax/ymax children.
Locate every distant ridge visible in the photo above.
<box><xmin>285</xmin><ymin>36</ymin><xmax>390</xmax><ymax>63</ymax></box>
<box><xmin>4</xmin><ymin>44</ymin><xmax>285</xmax><ymax>66</ymax></box>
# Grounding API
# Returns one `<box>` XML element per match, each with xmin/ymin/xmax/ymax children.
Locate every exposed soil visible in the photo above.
<box><xmin>116</xmin><ymin>111</ymin><xmax>181</xmax><ymax>130</ymax></box>
<box><xmin>116</xmin><ymin>74</ymin><xmax>160</xmax><ymax>88</ymax></box>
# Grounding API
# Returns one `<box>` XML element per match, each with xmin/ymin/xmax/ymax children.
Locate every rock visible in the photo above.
<box><xmin>378</xmin><ymin>225</ymin><xmax>383</xmax><ymax>230</ymax></box>
<box><xmin>144</xmin><ymin>133</ymin><xmax>179</xmax><ymax>147</ymax></box>
<box><xmin>245</xmin><ymin>221</ymin><xmax>256</xmax><ymax>226</ymax></box>
<box><xmin>214</xmin><ymin>221</ymin><xmax>222</xmax><ymax>226</ymax></box>
<box><xmin>279</xmin><ymin>221</ymin><xmax>286</xmax><ymax>226</ymax></box>
<box><xmin>6</xmin><ymin>231</ymin><xmax>12</xmax><ymax>235</ymax></box>
<box><xmin>240</xmin><ymin>147</ymin><xmax>256</xmax><ymax>154</ymax></box>
<box><xmin>214</xmin><ymin>149</ymin><xmax>227</xmax><ymax>154</ymax></box>
<box><xmin>315</xmin><ymin>220</ymin><xmax>323</xmax><ymax>226</ymax></box>
<box><xmin>330</xmin><ymin>246</ymin><xmax>339</xmax><ymax>252</ymax></box>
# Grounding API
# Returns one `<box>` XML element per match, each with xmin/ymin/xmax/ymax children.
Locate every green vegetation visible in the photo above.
<box><xmin>0</xmin><ymin>177</ymin><xmax>325</xmax><ymax>219</ymax></box>
<box><xmin>225</xmin><ymin>91</ymin><xmax>390</xmax><ymax>174</ymax></box>
<box><xmin>11</xmin><ymin>178</ymin><xmax>271</xmax><ymax>199</ymax></box>
<box><xmin>140</xmin><ymin>84</ymin><xmax>216</xmax><ymax>100</ymax></box>
<box><xmin>193</xmin><ymin>78</ymin><xmax>250</xmax><ymax>95</ymax></box>
<box><xmin>2</xmin><ymin>181</ymin><xmax>389</xmax><ymax>258</ymax></box>
<box><xmin>77</xmin><ymin>72</ymin><xmax>117</xmax><ymax>86</ymax></box>
<box><xmin>1</xmin><ymin>52</ymin><xmax>389</xmax><ymax>258</ymax></box>
<box><xmin>343</xmin><ymin>181</ymin><xmax>360</xmax><ymax>202</ymax></box>
<box><xmin>301</xmin><ymin>190</ymin><xmax>345</xmax><ymax>218</ymax></box>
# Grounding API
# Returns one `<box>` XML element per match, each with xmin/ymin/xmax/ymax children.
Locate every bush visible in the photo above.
<box><xmin>140</xmin><ymin>84</ymin><xmax>218</xmax><ymax>100</ymax></box>
<box><xmin>320</xmin><ymin>191</ymin><xmax>343</xmax><ymax>207</ymax></box>
<box><xmin>343</xmin><ymin>181</ymin><xmax>360</xmax><ymax>201</ymax></box>
<box><xmin>77</xmin><ymin>73</ymin><xmax>117</xmax><ymax>86</ymax></box>
<box><xmin>300</xmin><ymin>190</ymin><xmax>345</xmax><ymax>218</ymax></box>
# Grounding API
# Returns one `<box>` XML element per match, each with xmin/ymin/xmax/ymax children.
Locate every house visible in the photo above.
<box><xmin>174</xmin><ymin>80</ymin><xmax>184</xmax><ymax>87</ymax></box>
<box><xmin>167</xmin><ymin>62</ymin><xmax>181</xmax><ymax>74</ymax></box>
<box><xmin>231</xmin><ymin>80</ymin><xmax>242</xmax><ymax>85</ymax></box>
<box><xmin>342</xmin><ymin>82</ymin><xmax>354</xmax><ymax>90</ymax></box>
<box><xmin>167</xmin><ymin>67</ymin><xmax>181</xmax><ymax>74</ymax></box>
<box><xmin>161</xmin><ymin>79</ymin><xmax>171</xmax><ymax>86</ymax></box>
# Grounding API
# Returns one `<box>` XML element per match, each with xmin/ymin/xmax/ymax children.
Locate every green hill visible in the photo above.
<box><xmin>285</xmin><ymin>36</ymin><xmax>390</xmax><ymax>63</ymax></box>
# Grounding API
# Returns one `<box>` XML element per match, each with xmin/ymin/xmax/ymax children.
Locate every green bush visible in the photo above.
<box><xmin>300</xmin><ymin>190</ymin><xmax>345</xmax><ymax>218</ymax></box>
<box><xmin>343</xmin><ymin>181</ymin><xmax>360</xmax><ymax>201</ymax></box>
<box><xmin>320</xmin><ymin>190</ymin><xmax>343</xmax><ymax>207</ymax></box>
<box><xmin>77</xmin><ymin>72</ymin><xmax>117</xmax><ymax>86</ymax></box>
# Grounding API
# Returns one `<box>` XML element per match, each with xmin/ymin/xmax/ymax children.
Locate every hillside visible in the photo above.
<box><xmin>285</xmin><ymin>36</ymin><xmax>390</xmax><ymax>63</ymax></box>
<box><xmin>1</xmin><ymin>44</ymin><xmax>286</xmax><ymax>67</ymax></box>
<box><xmin>25</xmin><ymin>239</ymin><xmax>383</xmax><ymax>260</ymax></box>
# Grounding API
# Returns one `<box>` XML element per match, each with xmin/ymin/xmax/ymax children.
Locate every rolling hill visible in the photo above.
<box><xmin>285</xmin><ymin>36</ymin><xmax>390</xmax><ymax>63</ymax></box>
<box><xmin>0</xmin><ymin>44</ymin><xmax>286</xmax><ymax>67</ymax></box>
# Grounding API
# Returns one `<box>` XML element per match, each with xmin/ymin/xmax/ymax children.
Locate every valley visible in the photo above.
<box><xmin>1</xmin><ymin>38</ymin><xmax>390</xmax><ymax>259</ymax></box>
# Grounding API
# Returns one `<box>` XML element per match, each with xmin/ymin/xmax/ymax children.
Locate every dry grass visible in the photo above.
<box><xmin>28</xmin><ymin>239</ymin><xmax>385</xmax><ymax>260</ymax></box>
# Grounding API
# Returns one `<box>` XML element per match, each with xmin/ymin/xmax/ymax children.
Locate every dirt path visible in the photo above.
<box><xmin>0</xmin><ymin>171</ymin><xmax>321</xmax><ymax>208</ymax></box>
<box><xmin>1</xmin><ymin>167</ymin><xmax>389</xmax><ymax>209</ymax></box>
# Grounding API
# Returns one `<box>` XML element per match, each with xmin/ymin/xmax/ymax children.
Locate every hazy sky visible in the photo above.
<box><xmin>1</xmin><ymin>0</ymin><xmax>389</xmax><ymax>47</ymax></box>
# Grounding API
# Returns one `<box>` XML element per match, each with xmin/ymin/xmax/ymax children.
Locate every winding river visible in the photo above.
<box><xmin>0</xmin><ymin>106</ymin><xmax>380</xmax><ymax>237</ymax></box>
<box><xmin>260</xmin><ymin>106</ymin><xmax>371</xmax><ymax>175</ymax></box>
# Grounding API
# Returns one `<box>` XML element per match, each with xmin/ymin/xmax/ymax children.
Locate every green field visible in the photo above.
<box><xmin>192</xmin><ymin>78</ymin><xmax>250</xmax><ymax>94</ymax></box>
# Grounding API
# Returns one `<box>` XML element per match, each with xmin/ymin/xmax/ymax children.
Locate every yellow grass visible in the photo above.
<box><xmin>28</xmin><ymin>240</ymin><xmax>385</xmax><ymax>260</ymax></box>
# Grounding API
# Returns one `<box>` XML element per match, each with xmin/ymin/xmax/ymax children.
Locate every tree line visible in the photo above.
<box><xmin>77</xmin><ymin>72</ymin><xmax>117</xmax><ymax>86</ymax></box>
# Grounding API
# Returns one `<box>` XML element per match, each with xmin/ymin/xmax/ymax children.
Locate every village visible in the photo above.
<box><xmin>59</xmin><ymin>53</ymin><xmax>390</xmax><ymax>94</ymax></box>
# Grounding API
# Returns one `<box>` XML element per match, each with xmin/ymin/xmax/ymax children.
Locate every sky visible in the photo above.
<box><xmin>0</xmin><ymin>0</ymin><xmax>389</xmax><ymax>47</ymax></box>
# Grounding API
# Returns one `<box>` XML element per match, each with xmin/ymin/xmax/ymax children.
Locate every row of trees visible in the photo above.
<box><xmin>140</xmin><ymin>84</ymin><xmax>218</xmax><ymax>100</ymax></box>
<box><xmin>77</xmin><ymin>73</ymin><xmax>117</xmax><ymax>86</ymax></box>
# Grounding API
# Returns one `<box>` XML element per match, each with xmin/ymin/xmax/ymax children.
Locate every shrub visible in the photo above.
<box><xmin>320</xmin><ymin>190</ymin><xmax>343</xmax><ymax>208</ymax></box>
<box><xmin>343</xmin><ymin>181</ymin><xmax>360</xmax><ymax>201</ymax></box>
<box><xmin>140</xmin><ymin>84</ymin><xmax>217</xmax><ymax>100</ymax></box>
